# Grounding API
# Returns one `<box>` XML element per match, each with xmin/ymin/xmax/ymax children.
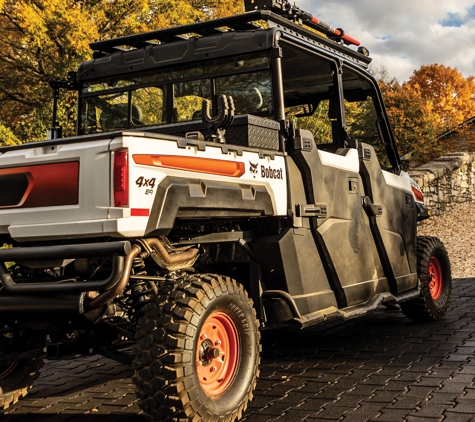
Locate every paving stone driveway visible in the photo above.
<box><xmin>3</xmin><ymin>278</ymin><xmax>475</xmax><ymax>422</ymax></box>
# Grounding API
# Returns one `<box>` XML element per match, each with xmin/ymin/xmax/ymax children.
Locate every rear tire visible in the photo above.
<box><xmin>132</xmin><ymin>273</ymin><xmax>260</xmax><ymax>421</ymax></box>
<box><xmin>0</xmin><ymin>330</ymin><xmax>43</xmax><ymax>410</ymax></box>
<box><xmin>401</xmin><ymin>236</ymin><xmax>451</xmax><ymax>322</ymax></box>
<box><xmin>0</xmin><ymin>334</ymin><xmax>43</xmax><ymax>410</ymax></box>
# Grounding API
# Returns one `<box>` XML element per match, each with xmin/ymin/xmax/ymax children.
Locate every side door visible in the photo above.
<box><xmin>282</xmin><ymin>43</ymin><xmax>391</xmax><ymax>308</ymax></box>
<box><xmin>342</xmin><ymin>67</ymin><xmax>418</xmax><ymax>294</ymax></box>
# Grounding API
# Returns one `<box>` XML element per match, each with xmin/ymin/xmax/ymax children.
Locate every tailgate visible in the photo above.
<box><xmin>0</xmin><ymin>137</ymin><xmax>112</xmax><ymax>240</ymax></box>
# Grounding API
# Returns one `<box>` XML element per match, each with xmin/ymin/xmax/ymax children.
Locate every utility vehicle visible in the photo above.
<box><xmin>0</xmin><ymin>1</ymin><xmax>451</xmax><ymax>420</ymax></box>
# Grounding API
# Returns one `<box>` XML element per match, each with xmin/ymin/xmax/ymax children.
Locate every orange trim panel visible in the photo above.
<box><xmin>133</xmin><ymin>154</ymin><xmax>245</xmax><ymax>177</ymax></box>
<box><xmin>0</xmin><ymin>162</ymin><xmax>79</xmax><ymax>208</ymax></box>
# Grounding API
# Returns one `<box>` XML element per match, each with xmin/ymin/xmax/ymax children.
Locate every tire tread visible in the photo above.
<box><xmin>401</xmin><ymin>236</ymin><xmax>452</xmax><ymax>322</ymax></box>
<box><xmin>0</xmin><ymin>356</ymin><xmax>43</xmax><ymax>410</ymax></box>
<box><xmin>133</xmin><ymin>273</ymin><xmax>260</xmax><ymax>422</ymax></box>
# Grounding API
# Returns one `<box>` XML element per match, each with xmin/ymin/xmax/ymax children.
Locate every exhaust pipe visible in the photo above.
<box><xmin>0</xmin><ymin>292</ymin><xmax>105</xmax><ymax>325</ymax></box>
<box><xmin>0</xmin><ymin>255</ymin><xmax>125</xmax><ymax>294</ymax></box>
<box><xmin>0</xmin><ymin>238</ymin><xmax>199</xmax><ymax>315</ymax></box>
<box><xmin>87</xmin><ymin>238</ymin><xmax>199</xmax><ymax>310</ymax></box>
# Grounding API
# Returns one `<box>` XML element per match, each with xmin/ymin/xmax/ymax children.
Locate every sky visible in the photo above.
<box><xmin>298</xmin><ymin>0</ymin><xmax>475</xmax><ymax>82</ymax></box>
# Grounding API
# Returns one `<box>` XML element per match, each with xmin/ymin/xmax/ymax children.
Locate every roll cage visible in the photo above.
<box><xmin>75</xmin><ymin>8</ymin><xmax>400</xmax><ymax>171</ymax></box>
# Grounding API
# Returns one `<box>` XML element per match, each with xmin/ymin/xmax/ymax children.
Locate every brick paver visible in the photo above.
<box><xmin>3</xmin><ymin>277</ymin><xmax>475</xmax><ymax>421</ymax></box>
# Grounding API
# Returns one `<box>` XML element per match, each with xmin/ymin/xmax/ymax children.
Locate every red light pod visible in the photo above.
<box><xmin>411</xmin><ymin>185</ymin><xmax>423</xmax><ymax>202</ymax></box>
<box><xmin>114</xmin><ymin>151</ymin><xmax>128</xmax><ymax>207</ymax></box>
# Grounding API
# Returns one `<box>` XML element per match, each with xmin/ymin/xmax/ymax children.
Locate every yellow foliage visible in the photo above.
<box><xmin>0</xmin><ymin>0</ymin><xmax>247</xmax><ymax>141</ymax></box>
<box><xmin>0</xmin><ymin>122</ymin><xmax>21</xmax><ymax>146</ymax></box>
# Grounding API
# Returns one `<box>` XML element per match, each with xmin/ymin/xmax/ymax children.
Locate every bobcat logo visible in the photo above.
<box><xmin>249</xmin><ymin>161</ymin><xmax>259</xmax><ymax>177</ymax></box>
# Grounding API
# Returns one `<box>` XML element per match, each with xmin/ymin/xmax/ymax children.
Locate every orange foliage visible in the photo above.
<box><xmin>406</xmin><ymin>64</ymin><xmax>475</xmax><ymax>131</ymax></box>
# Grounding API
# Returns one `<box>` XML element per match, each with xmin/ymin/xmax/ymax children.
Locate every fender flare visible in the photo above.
<box><xmin>145</xmin><ymin>177</ymin><xmax>276</xmax><ymax>235</ymax></box>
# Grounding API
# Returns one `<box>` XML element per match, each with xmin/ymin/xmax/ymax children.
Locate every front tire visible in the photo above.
<box><xmin>133</xmin><ymin>273</ymin><xmax>260</xmax><ymax>421</ymax></box>
<box><xmin>401</xmin><ymin>236</ymin><xmax>452</xmax><ymax>321</ymax></box>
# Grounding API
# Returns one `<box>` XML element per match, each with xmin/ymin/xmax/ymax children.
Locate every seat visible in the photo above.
<box><xmin>130</xmin><ymin>104</ymin><xmax>143</xmax><ymax>126</ymax></box>
<box><xmin>99</xmin><ymin>103</ymin><xmax>143</xmax><ymax>131</ymax></box>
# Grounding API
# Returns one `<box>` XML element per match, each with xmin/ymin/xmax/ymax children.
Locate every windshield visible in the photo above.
<box><xmin>79</xmin><ymin>53</ymin><xmax>273</xmax><ymax>134</ymax></box>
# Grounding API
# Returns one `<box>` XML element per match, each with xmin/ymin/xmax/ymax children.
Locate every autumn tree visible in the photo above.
<box><xmin>0</xmin><ymin>0</ymin><xmax>244</xmax><ymax>142</ymax></box>
<box><xmin>379</xmin><ymin>78</ymin><xmax>442</xmax><ymax>166</ymax></box>
<box><xmin>371</xmin><ymin>65</ymin><xmax>475</xmax><ymax>166</ymax></box>
<box><xmin>406</xmin><ymin>64</ymin><xmax>475</xmax><ymax>131</ymax></box>
<box><xmin>406</xmin><ymin>64</ymin><xmax>475</xmax><ymax>154</ymax></box>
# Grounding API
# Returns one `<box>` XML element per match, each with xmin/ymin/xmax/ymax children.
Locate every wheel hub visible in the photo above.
<box><xmin>196</xmin><ymin>311</ymin><xmax>240</xmax><ymax>396</ymax></box>
<box><xmin>198</xmin><ymin>339</ymin><xmax>220</xmax><ymax>365</ymax></box>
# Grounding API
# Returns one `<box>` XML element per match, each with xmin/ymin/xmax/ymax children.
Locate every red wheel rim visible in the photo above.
<box><xmin>428</xmin><ymin>256</ymin><xmax>443</xmax><ymax>300</ymax></box>
<box><xmin>196</xmin><ymin>311</ymin><xmax>240</xmax><ymax>396</ymax></box>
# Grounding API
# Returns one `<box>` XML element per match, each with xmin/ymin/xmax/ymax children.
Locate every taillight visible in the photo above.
<box><xmin>114</xmin><ymin>151</ymin><xmax>128</xmax><ymax>207</ymax></box>
<box><xmin>411</xmin><ymin>185</ymin><xmax>423</xmax><ymax>202</ymax></box>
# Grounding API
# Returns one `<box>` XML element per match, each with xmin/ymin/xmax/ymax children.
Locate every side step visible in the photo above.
<box><xmin>264</xmin><ymin>288</ymin><xmax>420</xmax><ymax>329</ymax></box>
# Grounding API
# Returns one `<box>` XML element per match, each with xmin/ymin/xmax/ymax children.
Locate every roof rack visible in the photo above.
<box><xmin>244</xmin><ymin>0</ymin><xmax>360</xmax><ymax>47</ymax></box>
<box><xmin>90</xmin><ymin>9</ymin><xmax>367</xmax><ymax>58</ymax></box>
<box><xmin>90</xmin><ymin>12</ymin><xmax>262</xmax><ymax>54</ymax></box>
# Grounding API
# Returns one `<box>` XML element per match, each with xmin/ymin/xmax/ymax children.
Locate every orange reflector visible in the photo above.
<box><xmin>131</xmin><ymin>208</ymin><xmax>150</xmax><ymax>217</ymax></box>
<box><xmin>133</xmin><ymin>155</ymin><xmax>245</xmax><ymax>177</ymax></box>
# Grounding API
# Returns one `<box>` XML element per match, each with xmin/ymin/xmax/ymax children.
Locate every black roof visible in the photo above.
<box><xmin>89</xmin><ymin>10</ymin><xmax>370</xmax><ymax>66</ymax></box>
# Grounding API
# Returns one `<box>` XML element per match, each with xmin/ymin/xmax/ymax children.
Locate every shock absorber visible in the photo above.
<box><xmin>123</xmin><ymin>254</ymin><xmax>153</xmax><ymax>324</ymax></box>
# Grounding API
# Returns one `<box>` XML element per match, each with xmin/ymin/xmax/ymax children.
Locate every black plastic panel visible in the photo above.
<box><xmin>146</xmin><ymin>176</ymin><xmax>275</xmax><ymax>235</ymax></box>
<box><xmin>251</xmin><ymin>227</ymin><xmax>337</xmax><ymax>316</ymax></box>
<box><xmin>0</xmin><ymin>174</ymin><xmax>28</xmax><ymax>207</ymax></box>
<box><xmin>81</xmin><ymin>30</ymin><xmax>274</xmax><ymax>81</ymax></box>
